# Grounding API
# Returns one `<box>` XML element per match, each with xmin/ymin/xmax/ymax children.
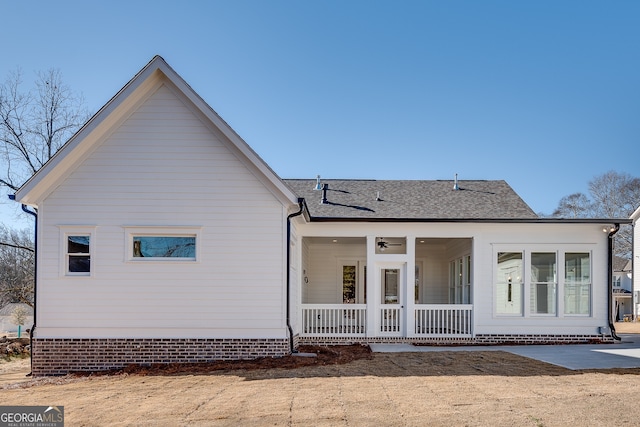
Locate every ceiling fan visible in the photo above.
<box><xmin>377</xmin><ymin>238</ymin><xmax>402</xmax><ymax>251</ymax></box>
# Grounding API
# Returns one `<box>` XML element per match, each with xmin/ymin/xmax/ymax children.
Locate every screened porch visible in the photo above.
<box><xmin>299</xmin><ymin>237</ymin><xmax>473</xmax><ymax>338</ymax></box>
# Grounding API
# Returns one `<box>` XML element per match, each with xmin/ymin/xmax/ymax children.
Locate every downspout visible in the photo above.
<box><xmin>286</xmin><ymin>198</ymin><xmax>305</xmax><ymax>354</ymax></box>
<box><xmin>8</xmin><ymin>195</ymin><xmax>38</xmax><ymax>375</ymax></box>
<box><xmin>608</xmin><ymin>223</ymin><xmax>621</xmax><ymax>341</ymax></box>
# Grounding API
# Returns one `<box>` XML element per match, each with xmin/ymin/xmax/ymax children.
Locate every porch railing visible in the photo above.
<box><xmin>380</xmin><ymin>307</ymin><xmax>400</xmax><ymax>333</ymax></box>
<box><xmin>301</xmin><ymin>304</ymin><xmax>367</xmax><ymax>336</ymax></box>
<box><xmin>300</xmin><ymin>304</ymin><xmax>473</xmax><ymax>337</ymax></box>
<box><xmin>414</xmin><ymin>304</ymin><xmax>473</xmax><ymax>337</ymax></box>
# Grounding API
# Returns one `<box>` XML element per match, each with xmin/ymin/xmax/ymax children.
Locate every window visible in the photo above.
<box><xmin>464</xmin><ymin>255</ymin><xmax>471</xmax><ymax>304</ymax></box>
<box><xmin>530</xmin><ymin>252</ymin><xmax>556</xmax><ymax>315</ymax></box>
<box><xmin>496</xmin><ymin>252</ymin><xmax>523</xmax><ymax>315</ymax></box>
<box><xmin>67</xmin><ymin>235</ymin><xmax>90</xmax><ymax>274</ymax></box>
<box><xmin>449</xmin><ymin>255</ymin><xmax>472</xmax><ymax>304</ymax></box>
<box><xmin>133</xmin><ymin>236</ymin><xmax>196</xmax><ymax>258</ymax></box>
<box><xmin>342</xmin><ymin>265</ymin><xmax>356</xmax><ymax>303</ymax></box>
<box><xmin>59</xmin><ymin>226</ymin><xmax>96</xmax><ymax>277</ymax></box>
<box><xmin>340</xmin><ymin>260</ymin><xmax>366</xmax><ymax>303</ymax></box>
<box><xmin>564</xmin><ymin>252</ymin><xmax>591</xmax><ymax>315</ymax></box>
<box><xmin>494</xmin><ymin>247</ymin><xmax>593</xmax><ymax>318</ymax></box>
<box><xmin>125</xmin><ymin>227</ymin><xmax>201</xmax><ymax>262</ymax></box>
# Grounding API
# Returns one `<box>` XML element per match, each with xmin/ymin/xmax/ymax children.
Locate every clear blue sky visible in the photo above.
<box><xmin>2</xmin><ymin>0</ymin><xmax>639</xmax><ymax>229</ymax></box>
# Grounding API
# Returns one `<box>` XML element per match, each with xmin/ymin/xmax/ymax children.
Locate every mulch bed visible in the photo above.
<box><xmin>72</xmin><ymin>344</ymin><xmax>373</xmax><ymax>377</ymax></box>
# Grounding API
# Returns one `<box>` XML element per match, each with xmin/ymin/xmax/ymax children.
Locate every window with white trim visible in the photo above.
<box><xmin>613</xmin><ymin>275</ymin><xmax>621</xmax><ymax>288</ymax></box>
<box><xmin>564</xmin><ymin>252</ymin><xmax>591</xmax><ymax>315</ymax></box>
<box><xmin>496</xmin><ymin>252</ymin><xmax>523</xmax><ymax>315</ymax></box>
<box><xmin>125</xmin><ymin>227</ymin><xmax>201</xmax><ymax>262</ymax></box>
<box><xmin>59</xmin><ymin>226</ymin><xmax>96</xmax><ymax>277</ymax></box>
<box><xmin>449</xmin><ymin>255</ymin><xmax>471</xmax><ymax>304</ymax></box>
<box><xmin>530</xmin><ymin>252</ymin><xmax>557</xmax><ymax>315</ymax></box>
<box><xmin>494</xmin><ymin>247</ymin><xmax>592</xmax><ymax>317</ymax></box>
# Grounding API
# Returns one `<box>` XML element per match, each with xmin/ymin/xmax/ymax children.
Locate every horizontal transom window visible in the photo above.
<box><xmin>125</xmin><ymin>227</ymin><xmax>201</xmax><ymax>262</ymax></box>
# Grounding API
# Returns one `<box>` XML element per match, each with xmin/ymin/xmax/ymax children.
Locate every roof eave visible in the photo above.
<box><xmin>305</xmin><ymin>217</ymin><xmax>633</xmax><ymax>224</ymax></box>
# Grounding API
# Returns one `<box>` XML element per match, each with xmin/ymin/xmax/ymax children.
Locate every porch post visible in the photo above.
<box><xmin>406</xmin><ymin>235</ymin><xmax>416</xmax><ymax>338</ymax></box>
<box><xmin>366</xmin><ymin>235</ymin><xmax>377</xmax><ymax>338</ymax></box>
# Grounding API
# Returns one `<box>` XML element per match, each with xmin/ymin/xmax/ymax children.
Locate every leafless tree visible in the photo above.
<box><xmin>552</xmin><ymin>192</ymin><xmax>593</xmax><ymax>218</ymax></box>
<box><xmin>0</xmin><ymin>67</ymin><xmax>88</xmax><ymax>306</ymax></box>
<box><xmin>0</xmin><ymin>67</ymin><xmax>89</xmax><ymax>192</ymax></box>
<box><xmin>0</xmin><ymin>226</ymin><xmax>34</xmax><ymax>307</ymax></box>
<box><xmin>552</xmin><ymin>170</ymin><xmax>639</xmax><ymax>258</ymax></box>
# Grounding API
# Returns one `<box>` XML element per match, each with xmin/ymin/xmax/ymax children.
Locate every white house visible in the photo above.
<box><xmin>631</xmin><ymin>206</ymin><xmax>640</xmax><ymax>318</ymax></box>
<box><xmin>613</xmin><ymin>257</ymin><xmax>633</xmax><ymax>321</ymax></box>
<box><xmin>13</xmin><ymin>56</ymin><xmax>632</xmax><ymax>375</ymax></box>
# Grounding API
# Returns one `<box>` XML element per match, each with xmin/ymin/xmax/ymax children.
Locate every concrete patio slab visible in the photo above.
<box><xmin>370</xmin><ymin>334</ymin><xmax>640</xmax><ymax>370</ymax></box>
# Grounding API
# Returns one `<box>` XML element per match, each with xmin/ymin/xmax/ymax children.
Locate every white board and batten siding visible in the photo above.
<box><xmin>36</xmin><ymin>84</ymin><xmax>289</xmax><ymax>339</ymax></box>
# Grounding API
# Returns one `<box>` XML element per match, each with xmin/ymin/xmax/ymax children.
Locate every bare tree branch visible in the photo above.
<box><xmin>551</xmin><ymin>170</ymin><xmax>639</xmax><ymax>259</ymax></box>
<box><xmin>0</xmin><ymin>67</ymin><xmax>89</xmax><ymax>193</ymax></box>
<box><xmin>0</xmin><ymin>240</ymin><xmax>34</xmax><ymax>252</ymax></box>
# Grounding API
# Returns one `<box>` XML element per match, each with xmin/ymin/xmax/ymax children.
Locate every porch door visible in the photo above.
<box><xmin>379</xmin><ymin>265</ymin><xmax>404</xmax><ymax>336</ymax></box>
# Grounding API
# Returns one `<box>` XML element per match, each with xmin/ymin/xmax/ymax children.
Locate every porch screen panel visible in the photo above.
<box><xmin>496</xmin><ymin>252</ymin><xmax>523</xmax><ymax>315</ymax></box>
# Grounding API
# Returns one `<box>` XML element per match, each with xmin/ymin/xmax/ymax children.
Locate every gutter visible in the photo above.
<box><xmin>608</xmin><ymin>224</ymin><xmax>621</xmax><ymax>341</ymax></box>
<box><xmin>8</xmin><ymin>195</ymin><xmax>38</xmax><ymax>375</ymax></box>
<box><xmin>286</xmin><ymin>198</ymin><xmax>305</xmax><ymax>354</ymax></box>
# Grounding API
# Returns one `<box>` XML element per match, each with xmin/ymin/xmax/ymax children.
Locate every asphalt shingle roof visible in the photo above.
<box><xmin>284</xmin><ymin>179</ymin><xmax>538</xmax><ymax>220</ymax></box>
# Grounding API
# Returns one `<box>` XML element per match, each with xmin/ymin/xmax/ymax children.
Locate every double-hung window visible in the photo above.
<box><xmin>564</xmin><ymin>252</ymin><xmax>591</xmax><ymax>315</ymax></box>
<box><xmin>60</xmin><ymin>226</ymin><xmax>96</xmax><ymax>277</ymax></box>
<box><xmin>530</xmin><ymin>252</ymin><xmax>557</xmax><ymax>315</ymax></box>
<box><xmin>496</xmin><ymin>252</ymin><xmax>523</xmax><ymax>315</ymax></box>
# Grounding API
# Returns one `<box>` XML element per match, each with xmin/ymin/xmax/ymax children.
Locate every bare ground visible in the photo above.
<box><xmin>1</xmin><ymin>326</ymin><xmax>640</xmax><ymax>426</ymax></box>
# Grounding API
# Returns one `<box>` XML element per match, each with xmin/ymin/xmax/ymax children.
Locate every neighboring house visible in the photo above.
<box><xmin>13</xmin><ymin>56</ymin><xmax>633</xmax><ymax>375</ymax></box>
<box><xmin>0</xmin><ymin>303</ymin><xmax>34</xmax><ymax>335</ymax></box>
<box><xmin>631</xmin><ymin>206</ymin><xmax>640</xmax><ymax>319</ymax></box>
<box><xmin>612</xmin><ymin>257</ymin><xmax>633</xmax><ymax>321</ymax></box>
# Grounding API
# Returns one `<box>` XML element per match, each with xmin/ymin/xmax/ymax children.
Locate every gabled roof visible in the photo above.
<box><xmin>631</xmin><ymin>205</ymin><xmax>640</xmax><ymax>223</ymax></box>
<box><xmin>15</xmin><ymin>56</ymin><xmax>298</xmax><ymax>207</ymax></box>
<box><xmin>284</xmin><ymin>179</ymin><xmax>538</xmax><ymax>220</ymax></box>
<box><xmin>613</xmin><ymin>258</ymin><xmax>632</xmax><ymax>273</ymax></box>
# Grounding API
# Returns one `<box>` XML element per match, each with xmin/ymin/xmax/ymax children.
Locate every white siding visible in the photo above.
<box><xmin>304</xmin><ymin>243</ymin><xmax>367</xmax><ymax>304</ymax></box>
<box><xmin>635</xmin><ymin>219</ymin><xmax>640</xmax><ymax>317</ymax></box>
<box><xmin>36</xmin><ymin>84</ymin><xmax>287</xmax><ymax>339</ymax></box>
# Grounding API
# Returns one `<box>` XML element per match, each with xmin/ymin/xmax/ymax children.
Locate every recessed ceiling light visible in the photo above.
<box><xmin>332</xmin><ymin>239</ymin><xmax>338</xmax><ymax>243</ymax></box>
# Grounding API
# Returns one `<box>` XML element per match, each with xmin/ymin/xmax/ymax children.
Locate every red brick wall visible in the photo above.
<box><xmin>32</xmin><ymin>338</ymin><xmax>289</xmax><ymax>376</ymax></box>
<box><xmin>298</xmin><ymin>334</ymin><xmax>614</xmax><ymax>347</ymax></box>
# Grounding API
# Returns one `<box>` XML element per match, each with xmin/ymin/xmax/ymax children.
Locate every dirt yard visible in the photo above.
<box><xmin>2</xmin><ymin>328</ymin><xmax>640</xmax><ymax>426</ymax></box>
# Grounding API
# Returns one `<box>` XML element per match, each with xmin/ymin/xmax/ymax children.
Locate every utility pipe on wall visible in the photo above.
<box><xmin>608</xmin><ymin>224</ymin><xmax>621</xmax><ymax>341</ymax></box>
<box><xmin>286</xmin><ymin>198</ymin><xmax>305</xmax><ymax>354</ymax></box>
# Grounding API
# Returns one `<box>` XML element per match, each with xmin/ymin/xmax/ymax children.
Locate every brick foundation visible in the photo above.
<box><xmin>298</xmin><ymin>333</ymin><xmax>615</xmax><ymax>347</ymax></box>
<box><xmin>32</xmin><ymin>338</ymin><xmax>289</xmax><ymax>376</ymax></box>
<box><xmin>32</xmin><ymin>333</ymin><xmax>615</xmax><ymax>376</ymax></box>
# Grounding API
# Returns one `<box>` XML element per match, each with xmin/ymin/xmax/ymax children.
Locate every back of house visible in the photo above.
<box><xmin>14</xmin><ymin>57</ymin><xmax>631</xmax><ymax>375</ymax></box>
